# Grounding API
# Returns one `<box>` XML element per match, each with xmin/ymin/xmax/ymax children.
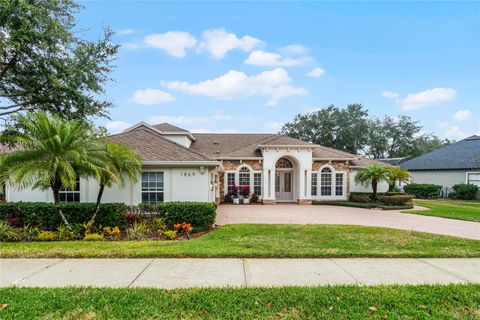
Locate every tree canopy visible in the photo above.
<box><xmin>0</xmin><ymin>0</ymin><xmax>118</xmax><ymax>121</ymax></box>
<box><xmin>280</xmin><ymin>105</ymin><xmax>451</xmax><ymax>158</ymax></box>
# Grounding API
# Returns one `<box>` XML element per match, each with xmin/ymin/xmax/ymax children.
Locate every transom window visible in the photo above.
<box><xmin>320</xmin><ymin>167</ymin><xmax>332</xmax><ymax>196</ymax></box>
<box><xmin>59</xmin><ymin>178</ymin><xmax>80</xmax><ymax>203</ymax></box>
<box><xmin>239</xmin><ymin>167</ymin><xmax>250</xmax><ymax>188</ymax></box>
<box><xmin>276</xmin><ymin>158</ymin><xmax>293</xmax><ymax>168</ymax></box>
<box><xmin>311</xmin><ymin>173</ymin><xmax>318</xmax><ymax>196</ymax></box>
<box><xmin>141</xmin><ymin>172</ymin><xmax>164</xmax><ymax>203</ymax></box>
<box><xmin>467</xmin><ymin>172</ymin><xmax>480</xmax><ymax>187</ymax></box>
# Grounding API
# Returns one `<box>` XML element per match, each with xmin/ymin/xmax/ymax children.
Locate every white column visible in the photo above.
<box><xmin>270</xmin><ymin>169</ymin><xmax>276</xmax><ymax>199</ymax></box>
<box><xmin>263</xmin><ymin>169</ymin><xmax>269</xmax><ymax>198</ymax></box>
<box><xmin>299</xmin><ymin>168</ymin><xmax>305</xmax><ymax>199</ymax></box>
<box><xmin>306</xmin><ymin>170</ymin><xmax>312</xmax><ymax>198</ymax></box>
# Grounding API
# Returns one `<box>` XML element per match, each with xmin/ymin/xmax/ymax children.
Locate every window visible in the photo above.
<box><xmin>320</xmin><ymin>167</ymin><xmax>332</xmax><ymax>196</ymax></box>
<box><xmin>276</xmin><ymin>157</ymin><xmax>293</xmax><ymax>168</ymax></box>
<box><xmin>239</xmin><ymin>167</ymin><xmax>250</xmax><ymax>188</ymax></box>
<box><xmin>253</xmin><ymin>173</ymin><xmax>262</xmax><ymax>195</ymax></box>
<box><xmin>335</xmin><ymin>173</ymin><xmax>344</xmax><ymax>196</ymax></box>
<box><xmin>59</xmin><ymin>178</ymin><xmax>80</xmax><ymax>203</ymax></box>
<box><xmin>227</xmin><ymin>173</ymin><xmax>235</xmax><ymax>194</ymax></box>
<box><xmin>467</xmin><ymin>172</ymin><xmax>480</xmax><ymax>187</ymax></box>
<box><xmin>141</xmin><ymin>172</ymin><xmax>164</xmax><ymax>203</ymax></box>
<box><xmin>311</xmin><ymin>173</ymin><xmax>318</xmax><ymax>196</ymax></box>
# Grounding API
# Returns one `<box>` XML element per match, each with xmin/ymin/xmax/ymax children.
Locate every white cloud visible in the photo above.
<box><xmin>245</xmin><ymin>50</ymin><xmax>312</xmax><ymax>67</ymax></box>
<box><xmin>453</xmin><ymin>109</ymin><xmax>472</xmax><ymax>121</ymax></box>
<box><xmin>129</xmin><ymin>89</ymin><xmax>176</xmax><ymax>105</ymax></box>
<box><xmin>162</xmin><ymin>68</ymin><xmax>307</xmax><ymax>106</ymax></box>
<box><xmin>445</xmin><ymin>125</ymin><xmax>466</xmax><ymax>139</ymax></box>
<box><xmin>197</xmin><ymin>28</ymin><xmax>263</xmax><ymax>59</ymax></box>
<box><xmin>381</xmin><ymin>91</ymin><xmax>400</xmax><ymax>99</ymax></box>
<box><xmin>116</xmin><ymin>28</ymin><xmax>137</xmax><ymax>36</ymax></box>
<box><xmin>122</xmin><ymin>42</ymin><xmax>139</xmax><ymax>49</ymax></box>
<box><xmin>144</xmin><ymin>31</ymin><xmax>197</xmax><ymax>58</ymax></box>
<box><xmin>401</xmin><ymin>88</ymin><xmax>456</xmax><ymax>111</ymax></box>
<box><xmin>103</xmin><ymin>121</ymin><xmax>131</xmax><ymax>134</ymax></box>
<box><xmin>306</xmin><ymin>67</ymin><xmax>326</xmax><ymax>78</ymax></box>
<box><xmin>281</xmin><ymin>44</ymin><xmax>308</xmax><ymax>55</ymax></box>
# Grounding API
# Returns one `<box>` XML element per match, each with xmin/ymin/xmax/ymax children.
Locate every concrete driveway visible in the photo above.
<box><xmin>216</xmin><ymin>204</ymin><xmax>480</xmax><ymax>240</ymax></box>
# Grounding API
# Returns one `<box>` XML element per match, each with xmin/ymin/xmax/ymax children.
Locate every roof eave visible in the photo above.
<box><xmin>142</xmin><ymin>160</ymin><xmax>221</xmax><ymax>167</ymax></box>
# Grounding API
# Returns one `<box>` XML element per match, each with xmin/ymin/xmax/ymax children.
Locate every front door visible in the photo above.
<box><xmin>275</xmin><ymin>171</ymin><xmax>293</xmax><ymax>201</ymax></box>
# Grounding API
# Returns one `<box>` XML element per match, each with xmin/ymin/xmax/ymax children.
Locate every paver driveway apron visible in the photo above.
<box><xmin>216</xmin><ymin>204</ymin><xmax>480</xmax><ymax>240</ymax></box>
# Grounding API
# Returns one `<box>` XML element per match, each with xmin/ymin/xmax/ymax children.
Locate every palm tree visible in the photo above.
<box><xmin>354</xmin><ymin>163</ymin><xmax>390</xmax><ymax>199</ymax></box>
<box><xmin>386</xmin><ymin>167</ymin><xmax>410</xmax><ymax>192</ymax></box>
<box><xmin>0</xmin><ymin>112</ymin><xmax>103</xmax><ymax>228</ymax></box>
<box><xmin>89</xmin><ymin>141</ymin><xmax>141</xmax><ymax>223</ymax></box>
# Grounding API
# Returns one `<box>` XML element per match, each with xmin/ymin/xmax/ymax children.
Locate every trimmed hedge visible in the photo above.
<box><xmin>312</xmin><ymin>200</ymin><xmax>413</xmax><ymax>210</ymax></box>
<box><xmin>377</xmin><ymin>194</ymin><xmax>414</xmax><ymax>205</ymax></box>
<box><xmin>403</xmin><ymin>184</ymin><xmax>442</xmax><ymax>199</ymax></box>
<box><xmin>139</xmin><ymin>202</ymin><xmax>217</xmax><ymax>231</ymax></box>
<box><xmin>449</xmin><ymin>183</ymin><xmax>479</xmax><ymax>200</ymax></box>
<box><xmin>0</xmin><ymin>202</ymin><xmax>127</xmax><ymax>230</ymax></box>
<box><xmin>349</xmin><ymin>192</ymin><xmax>406</xmax><ymax>203</ymax></box>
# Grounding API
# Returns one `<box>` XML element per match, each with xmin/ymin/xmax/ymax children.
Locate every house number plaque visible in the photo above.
<box><xmin>180</xmin><ymin>172</ymin><xmax>196</xmax><ymax>177</ymax></box>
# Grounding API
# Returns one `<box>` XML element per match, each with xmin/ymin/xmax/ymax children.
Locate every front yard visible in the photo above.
<box><xmin>2</xmin><ymin>224</ymin><xmax>479</xmax><ymax>258</ymax></box>
<box><xmin>1</xmin><ymin>284</ymin><xmax>478</xmax><ymax>319</ymax></box>
<box><xmin>405</xmin><ymin>199</ymin><xmax>480</xmax><ymax>222</ymax></box>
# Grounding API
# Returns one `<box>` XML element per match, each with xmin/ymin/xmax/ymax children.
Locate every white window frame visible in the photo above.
<box><xmin>141</xmin><ymin>171</ymin><xmax>165</xmax><ymax>203</ymax></box>
<box><xmin>466</xmin><ymin>172</ymin><xmax>480</xmax><ymax>187</ymax></box>
<box><xmin>311</xmin><ymin>165</ymin><xmax>347</xmax><ymax>200</ymax></box>
<box><xmin>311</xmin><ymin>172</ymin><xmax>318</xmax><ymax>196</ymax></box>
<box><xmin>59</xmin><ymin>178</ymin><xmax>80</xmax><ymax>203</ymax></box>
<box><xmin>223</xmin><ymin>164</ymin><xmax>263</xmax><ymax>198</ymax></box>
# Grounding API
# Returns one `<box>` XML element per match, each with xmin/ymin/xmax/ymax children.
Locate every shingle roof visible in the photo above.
<box><xmin>378</xmin><ymin>157</ymin><xmax>410</xmax><ymax>165</ymax></box>
<box><xmin>110</xmin><ymin>127</ymin><xmax>212</xmax><ymax>162</ymax></box>
<box><xmin>190</xmin><ymin>134</ymin><xmax>273</xmax><ymax>158</ymax></box>
<box><xmin>400</xmin><ymin>135</ymin><xmax>480</xmax><ymax>171</ymax></box>
<box><xmin>152</xmin><ymin>123</ymin><xmax>190</xmax><ymax>133</ymax></box>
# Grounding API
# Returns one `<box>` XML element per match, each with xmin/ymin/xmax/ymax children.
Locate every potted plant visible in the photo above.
<box><xmin>241</xmin><ymin>185</ymin><xmax>250</xmax><ymax>204</ymax></box>
<box><xmin>231</xmin><ymin>183</ymin><xmax>240</xmax><ymax>204</ymax></box>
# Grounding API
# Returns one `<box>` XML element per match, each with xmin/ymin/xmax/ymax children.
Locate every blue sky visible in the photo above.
<box><xmin>78</xmin><ymin>1</ymin><xmax>480</xmax><ymax>139</ymax></box>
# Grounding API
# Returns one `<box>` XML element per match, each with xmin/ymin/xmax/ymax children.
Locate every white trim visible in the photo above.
<box><xmin>142</xmin><ymin>160</ymin><xmax>221</xmax><ymax>167</ymax></box>
<box><xmin>466</xmin><ymin>171</ymin><xmax>480</xmax><ymax>186</ymax></box>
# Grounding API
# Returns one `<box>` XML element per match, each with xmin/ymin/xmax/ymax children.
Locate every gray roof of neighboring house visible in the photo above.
<box><xmin>378</xmin><ymin>157</ymin><xmax>410</xmax><ymax>165</ymax></box>
<box><xmin>152</xmin><ymin>123</ymin><xmax>190</xmax><ymax>133</ymax></box>
<box><xmin>400</xmin><ymin>135</ymin><xmax>480</xmax><ymax>171</ymax></box>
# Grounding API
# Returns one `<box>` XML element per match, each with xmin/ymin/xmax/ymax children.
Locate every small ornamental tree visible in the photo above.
<box><xmin>354</xmin><ymin>163</ymin><xmax>390</xmax><ymax>200</ymax></box>
<box><xmin>386</xmin><ymin>167</ymin><xmax>410</xmax><ymax>192</ymax></box>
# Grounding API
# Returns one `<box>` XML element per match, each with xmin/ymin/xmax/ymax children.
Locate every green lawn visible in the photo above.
<box><xmin>404</xmin><ymin>199</ymin><xmax>480</xmax><ymax>222</ymax></box>
<box><xmin>2</xmin><ymin>224</ymin><xmax>479</xmax><ymax>258</ymax></box>
<box><xmin>0</xmin><ymin>285</ymin><xmax>478</xmax><ymax>319</ymax></box>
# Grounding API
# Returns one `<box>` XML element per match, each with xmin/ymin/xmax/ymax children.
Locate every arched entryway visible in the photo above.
<box><xmin>275</xmin><ymin>157</ymin><xmax>296</xmax><ymax>202</ymax></box>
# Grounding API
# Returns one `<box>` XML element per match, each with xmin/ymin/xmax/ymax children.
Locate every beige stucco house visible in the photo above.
<box><xmin>4</xmin><ymin>122</ymin><xmax>379</xmax><ymax>205</ymax></box>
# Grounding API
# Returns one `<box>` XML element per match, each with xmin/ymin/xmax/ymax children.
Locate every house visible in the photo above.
<box><xmin>400</xmin><ymin>135</ymin><xmax>480</xmax><ymax>197</ymax></box>
<box><xmin>4</xmin><ymin>122</ymin><xmax>379</xmax><ymax>205</ymax></box>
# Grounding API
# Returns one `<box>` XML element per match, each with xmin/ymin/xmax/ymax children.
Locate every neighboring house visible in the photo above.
<box><xmin>400</xmin><ymin>135</ymin><xmax>480</xmax><ymax>198</ymax></box>
<box><xmin>4</xmin><ymin>122</ymin><xmax>378</xmax><ymax>205</ymax></box>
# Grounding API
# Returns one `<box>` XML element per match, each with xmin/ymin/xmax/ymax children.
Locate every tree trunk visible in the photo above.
<box><xmin>388</xmin><ymin>181</ymin><xmax>395</xmax><ymax>193</ymax></box>
<box><xmin>89</xmin><ymin>183</ymin><xmax>105</xmax><ymax>224</ymax></box>
<box><xmin>371</xmin><ymin>179</ymin><xmax>378</xmax><ymax>200</ymax></box>
<box><xmin>52</xmin><ymin>187</ymin><xmax>71</xmax><ymax>228</ymax></box>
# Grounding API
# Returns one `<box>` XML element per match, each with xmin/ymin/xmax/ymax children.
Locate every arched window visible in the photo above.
<box><xmin>320</xmin><ymin>167</ymin><xmax>332</xmax><ymax>196</ymax></box>
<box><xmin>276</xmin><ymin>157</ymin><xmax>293</xmax><ymax>168</ymax></box>
<box><xmin>238</xmin><ymin>166</ymin><xmax>250</xmax><ymax>189</ymax></box>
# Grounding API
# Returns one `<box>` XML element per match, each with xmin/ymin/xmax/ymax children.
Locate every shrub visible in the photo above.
<box><xmin>139</xmin><ymin>202</ymin><xmax>217</xmax><ymax>231</ymax></box>
<box><xmin>349</xmin><ymin>194</ymin><xmax>371</xmax><ymax>203</ymax></box>
<box><xmin>250</xmin><ymin>193</ymin><xmax>259</xmax><ymax>203</ymax></box>
<box><xmin>18</xmin><ymin>225</ymin><xmax>40</xmax><ymax>241</ymax></box>
<box><xmin>223</xmin><ymin>193</ymin><xmax>233</xmax><ymax>203</ymax></box>
<box><xmin>452</xmin><ymin>183</ymin><xmax>479</xmax><ymax>200</ymax></box>
<box><xmin>126</xmin><ymin>222</ymin><xmax>149</xmax><ymax>240</ymax></box>
<box><xmin>57</xmin><ymin>225</ymin><xmax>81</xmax><ymax>240</ymax></box>
<box><xmin>0</xmin><ymin>202</ymin><xmax>127</xmax><ymax>230</ymax></box>
<box><xmin>403</xmin><ymin>184</ymin><xmax>442</xmax><ymax>198</ymax></box>
<box><xmin>0</xmin><ymin>221</ymin><xmax>20</xmax><ymax>242</ymax></box>
<box><xmin>150</xmin><ymin>217</ymin><xmax>167</xmax><ymax>234</ymax></box>
<box><xmin>103</xmin><ymin>226</ymin><xmax>121</xmax><ymax>241</ymax></box>
<box><xmin>37</xmin><ymin>231</ymin><xmax>57</xmax><ymax>241</ymax></box>
<box><xmin>162</xmin><ymin>230</ymin><xmax>177</xmax><ymax>240</ymax></box>
<box><xmin>377</xmin><ymin>194</ymin><xmax>414</xmax><ymax>205</ymax></box>
<box><xmin>83</xmin><ymin>233</ymin><xmax>103</xmax><ymax>241</ymax></box>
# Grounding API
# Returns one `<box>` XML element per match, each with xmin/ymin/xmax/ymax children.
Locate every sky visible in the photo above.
<box><xmin>77</xmin><ymin>1</ymin><xmax>480</xmax><ymax>139</ymax></box>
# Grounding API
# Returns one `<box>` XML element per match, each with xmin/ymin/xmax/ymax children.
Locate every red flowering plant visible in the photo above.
<box><xmin>174</xmin><ymin>222</ymin><xmax>193</xmax><ymax>239</ymax></box>
<box><xmin>241</xmin><ymin>185</ymin><xmax>250</xmax><ymax>197</ymax></box>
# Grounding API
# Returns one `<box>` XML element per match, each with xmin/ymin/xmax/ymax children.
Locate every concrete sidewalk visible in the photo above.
<box><xmin>1</xmin><ymin>258</ymin><xmax>479</xmax><ymax>288</ymax></box>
